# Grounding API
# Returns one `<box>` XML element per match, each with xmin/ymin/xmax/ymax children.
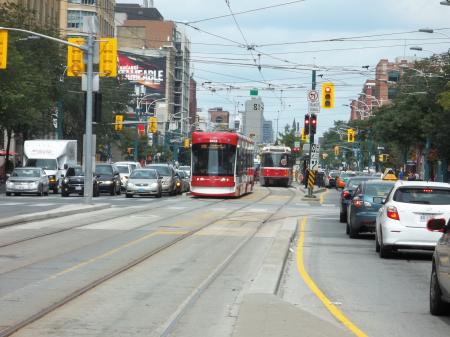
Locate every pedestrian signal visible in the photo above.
<box><xmin>321</xmin><ymin>82</ymin><xmax>334</xmax><ymax>109</ymax></box>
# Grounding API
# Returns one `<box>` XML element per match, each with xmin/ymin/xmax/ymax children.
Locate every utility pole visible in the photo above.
<box><xmin>307</xmin><ymin>70</ymin><xmax>316</xmax><ymax>197</ymax></box>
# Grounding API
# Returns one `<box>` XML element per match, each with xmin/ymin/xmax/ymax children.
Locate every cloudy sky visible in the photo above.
<box><xmin>117</xmin><ymin>0</ymin><xmax>450</xmax><ymax>136</ymax></box>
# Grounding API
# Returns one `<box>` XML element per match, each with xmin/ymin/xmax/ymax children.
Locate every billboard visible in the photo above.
<box><xmin>118</xmin><ymin>51</ymin><xmax>166</xmax><ymax>97</ymax></box>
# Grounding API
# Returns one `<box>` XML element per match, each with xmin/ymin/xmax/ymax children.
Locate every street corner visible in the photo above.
<box><xmin>232</xmin><ymin>293</ymin><xmax>353</xmax><ymax>337</ymax></box>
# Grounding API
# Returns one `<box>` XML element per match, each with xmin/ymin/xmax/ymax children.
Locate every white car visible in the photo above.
<box><xmin>115</xmin><ymin>164</ymin><xmax>133</xmax><ymax>190</ymax></box>
<box><xmin>375</xmin><ymin>181</ymin><xmax>450</xmax><ymax>258</ymax></box>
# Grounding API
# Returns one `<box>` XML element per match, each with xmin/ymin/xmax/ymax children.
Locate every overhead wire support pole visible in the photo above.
<box><xmin>0</xmin><ymin>26</ymin><xmax>95</xmax><ymax>204</ymax></box>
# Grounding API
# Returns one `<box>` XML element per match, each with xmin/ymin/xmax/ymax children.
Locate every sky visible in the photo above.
<box><xmin>116</xmin><ymin>0</ymin><xmax>450</xmax><ymax>137</ymax></box>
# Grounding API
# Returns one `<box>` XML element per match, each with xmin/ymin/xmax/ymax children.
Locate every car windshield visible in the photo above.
<box><xmin>393</xmin><ymin>187</ymin><xmax>450</xmax><ymax>205</ymax></box>
<box><xmin>148</xmin><ymin>165</ymin><xmax>171</xmax><ymax>176</ymax></box>
<box><xmin>26</xmin><ymin>159</ymin><xmax>57</xmax><ymax>170</ymax></box>
<box><xmin>365</xmin><ymin>182</ymin><xmax>394</xmax><ymax>196</ymax></box>
<box><xmin>116</xmin><ymin>165</ymin><xmax>130</xmax><ymax>174</ymax></box>
<box><xmin>66</xmin><ymin>167</ymin><xmax>83</xmax><ymax>176</ymax></box>
<box><xmin>179</xmin><ymin>166</ymin><xmax>190</xmax><ymax>171</ymax></box>
<box><xmin>130</xmin><ymin>170</ymin><xmax>157</xmax><ymax>179</ymax></box>
<box><xmin>95</xmin><ymin>165</ymin><xmax>113</xmax><ymax>175</ymax></box>
<box><xmin>178</xmin><ymin>171</ymin><xmax>186</xmax><ymax>178</ymax></box>
<box><xmin>11</xmin><ymin>169</ymin><xmax>41</xmax><ymax>177</ymax></box>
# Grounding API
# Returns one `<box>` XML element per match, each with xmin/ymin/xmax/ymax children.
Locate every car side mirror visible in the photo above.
<box><xmin>427</xmin><ymin>218</ymin><xmax>447</xmax><ymax>233</ymax></box>
<box><xmin>60</xmin><ymin>174</ymin><xmax>65</xmax><ymax>178</ymax></box>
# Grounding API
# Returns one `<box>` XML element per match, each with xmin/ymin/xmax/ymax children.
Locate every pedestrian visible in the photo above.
<box><xmin>407</xmin><ymin>171</ymin><xmax>415</xmax><ymax>181</ymax></box>
<box><xmin>398</xmin><ymin>169</ymin><xmax>404</xmax><ymax>181</ymax></box>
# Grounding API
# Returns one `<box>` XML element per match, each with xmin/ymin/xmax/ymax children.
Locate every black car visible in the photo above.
<box><xmin>61</xmin><ymin>165</ymin><xmax>99</xmax><ymax>197</ymax></box>
<box><xmin>428</xmin><ymin>218</ymin><xmax>450</xmax><ymax>316</ymax></box>
<box><xmin>95</xmin><ymin>163</ymin><xmax>121</xmax><ymax>195</ymax></box>
<box><xmin>339</xmin><ymin>176</ymin><xmax>378</xmax><ymax>223</ymax></box>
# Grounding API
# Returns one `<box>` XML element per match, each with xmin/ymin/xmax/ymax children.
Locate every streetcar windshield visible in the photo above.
<box><xmin>261</xmin><ymin>153</ymin><xmax>292</xmax><ymax>168</ymax></box>
<box><xmin>192</xmin><ymin>143</ymin><xmax>236</xmax><ymax>176</ymax></box>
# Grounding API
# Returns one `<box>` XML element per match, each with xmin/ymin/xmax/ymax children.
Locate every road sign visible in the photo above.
<box><xmin>309</xmin><ymin>101</ymin><xmax>320</xmax><ymax>114</ymax></box>
<box><xmin>310</xmin><ymin>144</ymin><xmax>320</xmax><ymax>170</ymax></box>
<box><xmin>308</xmin><ymin>90</ymin><xmax>319</xmax><ymax>102</ymax></box>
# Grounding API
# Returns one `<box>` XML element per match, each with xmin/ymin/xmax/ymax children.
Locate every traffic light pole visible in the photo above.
<box><xmin>0</xmin><ymin>27</ymin><xmax>95</xmax><ymax>203</ymax></box>
<box><xmin>307</xmin><ymin>70</ymin><xmax>316</xmax><ymax>198</ymax></box>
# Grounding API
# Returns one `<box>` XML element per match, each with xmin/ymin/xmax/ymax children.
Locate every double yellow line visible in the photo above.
<box><xmin>296</xmin><ymin>217</ymin><xmax>369</xmax><ymax>337</ymax></box>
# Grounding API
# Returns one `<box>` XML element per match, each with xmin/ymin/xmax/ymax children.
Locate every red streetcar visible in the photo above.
<box><xmin>259</xmin><ymin>145</ymin><xmax>293</xmax><ymax>187</ymax></box>
<box><xmin>190</xmin><ymin>132</ymin><xmax>255</xmax><ymax>197</ymax></box>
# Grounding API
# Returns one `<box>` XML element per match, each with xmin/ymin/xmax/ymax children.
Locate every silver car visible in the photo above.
<box><xmin>125</xmin><ymin>169</ymin><xmax>162</xmax><ymax>198</ymax></box>
<box><xmin>6</xmin><ymin>167</ymin><xmax>50</xmax><ymax>196</ymax></box>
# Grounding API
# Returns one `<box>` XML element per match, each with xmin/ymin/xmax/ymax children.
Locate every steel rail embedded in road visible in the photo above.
<box><xmin>157</xmin><ymin>187</ymin><xmax>298</xmax><ymax>337</ymax></box>
<box><xmin>0</xmin><ymin>197</ymin><xmax>223</xmax><ymax>249</ymax></box>
<box><xmin>0</xmin><ymin>187</ymin><xmax>279</xmax><ymax>337</ymax></box>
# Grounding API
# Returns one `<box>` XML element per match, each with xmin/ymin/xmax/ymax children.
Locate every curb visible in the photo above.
<box><xmin>0</xmin><ymin>203</ymin><xmax>111</xmax><ymax>228</ymax></box>
<box><xmin>248</xmin><ymin>218</ymin><xmax>297</xmax><ymax>295</ymax></box>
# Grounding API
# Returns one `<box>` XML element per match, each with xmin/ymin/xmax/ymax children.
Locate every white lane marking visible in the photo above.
<box><xmin>321</xmin><ymin>203</ymin><xmax>338</xmax><ymax>207</ymax></box>
<box><xmin>81</xmin><ymin>215</ymin><xmax>160</xmax><ymax>230</ymax></box>
<box><xmin>0</xmin><ymin>202</ymin><xmax>23</xmax><ymax>206</ymax></box>
<box><xmin>29</xmin><ymin>203</ymin><xmax>56</xmax><ymax>207</ymax></box>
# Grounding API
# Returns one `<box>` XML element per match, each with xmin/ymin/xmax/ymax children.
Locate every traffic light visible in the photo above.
<box><xmin>347</xmin><ymin>128</ymin><xmax>355</xmax><ymax>143</ymax></box>
<box><xmin>301</xmin><ymin>128</ymin><xmax>308</xmax><ymax>141</ymax></box>
<box><xmin>0</xmin><ymin>30</ymin><xmax>8</xmax><ymax>70</ymax></box>
<box><xmin>99</xmin><ymin>38</ymin><xmax>117</xmax><ymax>77</ymax></box>
<box><xmin>321</xmin><ymin>82</ymin><xmax>334</xmax><ymax>109</ymax></box>
<box><xmin>149</xmin><ymin>117</ymin><xmax>157</xmax><ymax>133</ymax></box>
<box><xmin>310</xmin><ymin>114</ymin><xmax>317</xmax><ymax>134</ymax></box>
<box><xmin>334</xmin><ymin>145</ymin><xmax>340</xmax><ymax>156</ymax></box>
<box><xmin>67</xmin><ymin>37</ymin><xmax>85</xmax><ymax>77</ymax></box>
<box><xmin>304</xmin><ymin>114</ymin><xmax>310</xmax><ymax>135</ymax></box>
<box><xmin>379</xmin><ymin>154</ymin><xmax>389</xmax><ymax>162</ymax></box>
<box><xmin>183</xmin><ymin>138</ymin><xmax>190</xmax><ymax>149</ymax></box>
<box><xmin>115</xmin><ymin>114</ymin><xmax>123</xmax><ymax>131</ymax></box>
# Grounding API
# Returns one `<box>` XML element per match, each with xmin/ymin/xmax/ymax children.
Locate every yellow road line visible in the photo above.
<box><xmin>296</xmin><ymin>217</ymin><xmax>369</xmax><ymax>337</ymax></box>
<box><xmin>319</xmin><ymin>188</ymin><xmax>329</xmax><ymax>204</ymax></box>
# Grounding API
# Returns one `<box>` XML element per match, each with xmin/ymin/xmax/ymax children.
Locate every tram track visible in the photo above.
<box><xmin>156</xmin><ymin>187</ymin><xmax>298</xmax><ymax>337</ymax></box>
<box><xmin>0</xmin><ymin>196</ymin><xmax>225</xmax><ymax>249</ymax></box>
<box><xmin>0</xmin><ymin>187</ymin><xmax>276</xmax><ymax>337</ymax></box>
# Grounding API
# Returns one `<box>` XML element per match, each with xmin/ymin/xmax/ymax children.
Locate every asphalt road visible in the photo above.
<box><xmin>280</xmin><ymin>188</ymin><xmax>450</xmax><ymax>337</ymax></box>
<box><xmin>1</xmin><ymin>185</ymin><xmax>450</xmax><ymax>337</ymax></box>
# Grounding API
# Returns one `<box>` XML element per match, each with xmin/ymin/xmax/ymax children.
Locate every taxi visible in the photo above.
<box><xmin>382</xmin><ymin>168</ymin><xmax>397</xmax><ymax>181</ymax></box>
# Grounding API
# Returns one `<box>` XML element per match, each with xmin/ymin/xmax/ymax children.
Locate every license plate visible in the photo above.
<box><xmin>75</xmin><ymin>186</ymin><xmax>82</xmax><ymax>191</ymax></box>
<box><xmin>138</xmin><ymin>189</ymin><xmax>145</xmax><ymax>193</ymax></box>
<box><xmin>419</xmin><ymin>214</ymin><xmax>434</xmax><ymax>223</ymax></box>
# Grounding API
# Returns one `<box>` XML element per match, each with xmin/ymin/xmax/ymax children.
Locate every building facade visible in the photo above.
<box><xmin>243</xmin><ymin>97</ymin><xmax>264</xmax><ymax>144</ymax></box>
<box><xmin>0</xmin><ymin>0</ymin><xmax>60</xmax><ymax>27</ymax></box>
<box><xmin>263</xmin><ymin>120</ymin><xmax>274</xmax><ymax>144</ymax></box>
<box><xmin>208</xmin><ymin>107</ymin><xmax>229</xmax><ymax>131</ymax></box>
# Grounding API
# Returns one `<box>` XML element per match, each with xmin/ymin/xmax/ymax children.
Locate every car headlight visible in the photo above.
<box><xmin>30</xmin><ymin>181</ymin><xmax>39</xmax><ymax>187</ymax></box>
<box><xmin>64</xmin><ymin>178</ymin><xmax>69</xmax><ymax>184</ymax></box>
<box><xmin>127</xmin><ymin>183</ymin><xmax>134</xmax><ymax>188</ymax></box>
<box><xmin>6</xmin><ymin>181</ymin><xmax>12</xmax><ymax>186</ymax></box>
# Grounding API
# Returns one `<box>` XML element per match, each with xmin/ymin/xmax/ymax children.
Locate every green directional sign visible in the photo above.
<box><xmin>250</xmin><ymin>88</ymin><xmax>258</xmax><ymax>96</ymax></box>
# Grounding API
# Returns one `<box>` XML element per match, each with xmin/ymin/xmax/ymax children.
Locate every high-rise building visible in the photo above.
<box><xmin>350</xmin><ymin>57</ymin><xmax>416</xmax><ymax>121</ymax></box>
<box><xmin>0</xmin><ymin>0</ymin><xmax>60</xmax><ymax>28</ymax></box>
<box><xmin>243</xmin><ymin>97</ymin><xmax>264</xmax><ymax>144</ymax></box>
<box><xmin>263</xmin><ymin>120</ymin><xmax>274</xmax><ymax>144</ymax></box>
<box><xmin>115</xmin><ymin>2</ymin><xmax>191</xmax><ymax>136</ymax></box>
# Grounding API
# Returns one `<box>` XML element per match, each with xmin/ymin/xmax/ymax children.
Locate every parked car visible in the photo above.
<box><xmin>115</xmin><ymin>164</ymin><xmax>133</xmax><ymax>191</ymax></box>
<box><xmin>336</xmin><ymin>171</ymin><xmax>356</xmax><ymax>189</ymax></box>
<box><xmin>177</xmin><ymin>170</ymin><xmax>190</xmax><ymax>193</ymax></box>
<box><xmin>145</xmin><ymin>164</ymin><xmax>178</xmax><ymax>195</ymax></box>
<box><xmin>61</xmin><ymin>165</ymin><xmax>99</xmax><ymax>197</ymax></box>
<box><xmin>339</xmin><ymin>176</ymin><xmax>378</xmax><ymax>222</ymax></box>
<box><xmin>125</xmin><ymin>169</ymin><xmax>162</xmax><ymax>198</ymax></box>
<box><xmin>95</xmin><ymin>163</ymin><xmax>121</xmax><ymax>195</ymax></box>
<box><xmin>427</xmin><ymin>218</ymin><xmax>450</xmax><ymax>315</ymax></box>
<box><xmin>5</xmin><ymin>167</ymin><xmax>49</xmax><ymax>196</ymax></box>
<box><xmin>375</xmin><ymin>181</ymin><xmax>450</xmax><ymax>258</ymax></box>
<box><xmin>346</xmin><ymin>180</ymin><xmax>395</xmax><ymax>237</ymax></box>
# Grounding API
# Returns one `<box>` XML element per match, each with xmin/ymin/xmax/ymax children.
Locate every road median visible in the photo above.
<box><xmin>0</xmin><ymin>203</ymin><xmax>111</xmax><ymax>228</ymax></box>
